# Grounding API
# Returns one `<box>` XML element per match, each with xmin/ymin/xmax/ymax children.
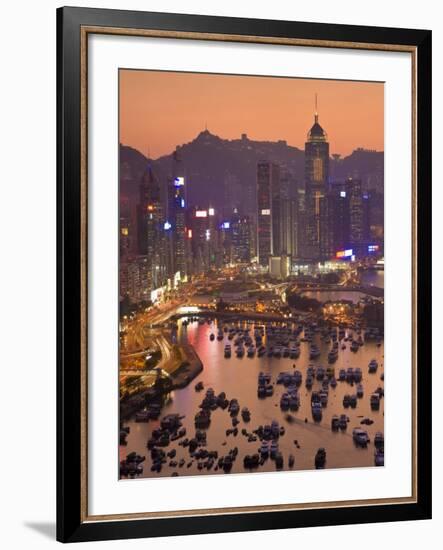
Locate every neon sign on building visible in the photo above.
<box><xmin>336</xmin><ymin>249</ymin><xmax>353</xmax><ymax>259</ymax></box>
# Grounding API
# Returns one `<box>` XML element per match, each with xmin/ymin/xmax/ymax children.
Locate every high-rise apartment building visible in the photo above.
<box><xmin>137</xmin><ymin>164</ymin><xmax>166</xmax><ymax>289</ymax></box>
<box><xmin>257</xmin><ymin>161</ymin><xmax>280</xmax><ymax>267</ymax></box>
<box><xmin>230</xmin><ymin>210</ymin><xmax>252</xmax><ymax>263</ymax></box>
<box><xmin>167</xmin><ymin>150</ymin><xmax>187</xmax><ymax>278</ymax></box>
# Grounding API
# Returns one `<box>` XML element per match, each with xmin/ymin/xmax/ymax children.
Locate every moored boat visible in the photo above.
<box><xmin>370</xmin><ymin>392</ymin><xmax>380</xmax><ymax>410</ymax></box>
<box><xmin>374</xmin><ymin>449</ymin><xmax>384</xmax><ymax>466</ymax></box>
<box><xmin>259</xmin><ymin>441</ymin><xmax>269</xmax><ymax>458</ymax></box>
<box><xmin>339</xmin><ymin>414</ymin><xmax>348</xmax><ymax>430</ymax></box>
<box><xmin>352</xmin><ymin>428</ymin><xmax>369</xmax><ymax>447</ymax></box>
<box><xmin>135</xmin><ymin>410</ymin><xmax>150</xmax><ymax>422</ymax></box>
<box><xmin>354</xmin><ymin>367</ymin><xmax>363</xmax><ymax>382</ymax></box>
<box><xmin>331</xmin><ymin>415</ymin><xmax>340</xmax><ymax>431</ymax></box>
<box><xmin>194</xmin><ymin>409</ymin><xmax>211</xmax><ymax>429</ymax></box>
<box><xmin>311</xmin><ymin>401</ymin><xmax>322</xmax><ymax>421</ymax></box>
<box><xmin>315</xmin><ymin>447</ymin><xmax>326</xmax><ymax>469</ymax></box>
<box><xmin>368</xmin><ymin>359</ymin><xmax>378</xmax><ymax>373</ymax></box>
<box><xmin>374</xmin><ymin>431</ymin><xmax>384</xmax><ymax>449</ymax></box>
<box><xmin>241</xmin><ymin>407</ymin><xmax>251</xmax><ymax>422</ymax></box>
<box><xmin>280</xmin><ymin>393</ymin><xmax>290</xmax><ymax>411</ymax></box>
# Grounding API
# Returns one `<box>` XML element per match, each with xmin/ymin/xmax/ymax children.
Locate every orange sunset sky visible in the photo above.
<box><xmin>119</xmin><ymin>69</ymin><xmax>384</xmax><ymax>159</ymax></box>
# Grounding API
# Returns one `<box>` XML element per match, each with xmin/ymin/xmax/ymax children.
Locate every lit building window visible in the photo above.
<box><xmin>313</xmin><ymin>157</ymin><xmax>324</xmax><ymax>182</ymax></box>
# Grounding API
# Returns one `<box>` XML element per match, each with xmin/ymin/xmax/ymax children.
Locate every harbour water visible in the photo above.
<box><xmin>120</xmin><ymin>318</ymin><xmax>384</xmax><ymax>478</ymax></box>
<box><xmin>361</xmin><ymin>270</ymin><xmax>384</xmax><ymax>288</ymax></box>
<box><xmin>302</xmin><ymin>269</ymin><xmax>384</xmax><ymax>304</ymax></box>
<box><xmin>301</xmin><ymin>291</ymin><xmax>367</xmax><ymax>303</ymax></box>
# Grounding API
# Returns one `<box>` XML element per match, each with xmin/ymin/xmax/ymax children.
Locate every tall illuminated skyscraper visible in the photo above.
<box><xmin>257</xmin><ymin>161</ymin><xmax>280</xmax><ymax>267</ymax></box>
<box><xmin>279</xmin><ymin>168</ymin><xmax>299</xmax><ymax>261</ymax></box>
<box><xmin>189</xmin><ymin>207</ymin><xmax>219</xmax><ymax>273</ymax></box>
<box><xmin>137</xmin><ymin>164</ymin><xmax>166</xmax><ymax>289</ymax></box>
<box><xmin>119</xmin><ymin>215</ymin><xmax>132</xmax><ymax>259</ymax></box>
<box><xmin>304</xmin><ymin>96</ymin><xmax>330</xmax><ymax>259</ymax></box>
<box><xmin>347</xmin><ymin>177</ymin><xmax>371</xmax><ymax>257</ymax></box>
<box><xmin>329</xmin><ymin>185</ymin><xmax>350</xmax><ymax>254</ymax></box>
<box><xmin>231</xmin><ymin>209</ymin><xmax>251</xmax><ymax>263</ymax></box>
<box><xmin>168</xmin><ymin>150</ymin><xmax>187</xmax><ymax>278</ymax></box>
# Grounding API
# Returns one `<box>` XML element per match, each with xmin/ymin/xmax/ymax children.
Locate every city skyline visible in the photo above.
<box><xmin>120</xmin><ymin>97</ymin><xmax>384</xmax><ymax>294</ymax></box>
<box><xmin>119</xmin><ymin>70</ymin><xmax>384</xmax><ymax>159</ymax></box>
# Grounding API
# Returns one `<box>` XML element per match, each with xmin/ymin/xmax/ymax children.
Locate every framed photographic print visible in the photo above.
<box><xmin>57</xmin><ymin>6</ymin><xmax>432</xmax><ymax>543</ymax></box>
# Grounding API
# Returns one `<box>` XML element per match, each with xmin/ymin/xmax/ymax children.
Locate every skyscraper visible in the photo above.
<box><xmin>257</xmin><ymin>161</ymin><xmax>280</xmax><ymax>267</ymax></box>
<box><xmin>119</xmin><ymin>215</ymin><xmax>132</xmax><ymax>259</ymax></box>
<box><xmin>230</xmin><ymin>209</ymin><xmax>252</xmax><ymax>263</ymax></box>
<box><xmin>330</xmin><ymin>185</ymin><xmax>351</xmax><ymax>253</ymax></box>
<box><xmin>223</xmin><ymin>172</ymin><xmax>242</xmax><ymax>217</ymax></box>
<box><xmin>119</xmin><ymin>194</ymin><xmax>138</xmax><ymax>260</ymax></box>
<box><xmin>189</xmin><ymin>206</ymin><xmax>219</xmax><ymax>273</ymax></box>
<box><xmin>279</xmin><ymin>168</ymin><xmax>299</xmax><ymax>261</ymax></box>
<box><xmin>137</xmin><ymin>164</ymin><xmax>166</xmax><ymax>289</ymax></box>
<box><xmin>304</xmin><ymin>98</ymin><xmax>330</xmax><ymax>260</ymax></box>
<box><xmin>318</xmin><ymin>194</ymin><xmax>334</xmax><ymax>260</ymax></box>
<box><xmin>168</xmin><ymin>150</ymin><xmax>187</xmax><ymax>278</ymax></box>
<box><xmin>119</xmin><ymin>255</ymin><xmax>152</xmax><ymax>305</ymax></box>
<box><xmin>345</xmin><ymin>177</ymin><xmax>372</xmax><ymax>257</ymax></box>
<box><xmin>296</xmin><ymin>187</ymin><xmax>308</xmax><ymax>259</ymax></box>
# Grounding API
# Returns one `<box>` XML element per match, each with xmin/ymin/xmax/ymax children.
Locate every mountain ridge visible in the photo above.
<box><xmin>120</xmin><ymin>130</ymin><xmax>384</xmax><ymax>216</ymax></box>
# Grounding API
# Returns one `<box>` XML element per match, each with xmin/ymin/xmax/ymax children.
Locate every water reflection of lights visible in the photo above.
<box><xmin>177</xmin><ymin>306</ymin><xmax>201</xmax><ymax>314</ymax></box>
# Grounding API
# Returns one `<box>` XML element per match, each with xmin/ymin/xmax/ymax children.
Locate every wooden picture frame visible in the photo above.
<box><xmin>57</xmin><ymin>6</ymin><xmax>432</xmax><ymax>542</ymax></box>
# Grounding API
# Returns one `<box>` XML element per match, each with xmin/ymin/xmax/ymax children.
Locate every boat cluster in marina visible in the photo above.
<box><xmin>121</xmin><ymin>316</ymin><xmax>384</xmax><ymax>477</ymax></box>
<box><xmin>207</xmin><ymin>319</ymin><xmax>383</xmax><ymax>367</ymax></box>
